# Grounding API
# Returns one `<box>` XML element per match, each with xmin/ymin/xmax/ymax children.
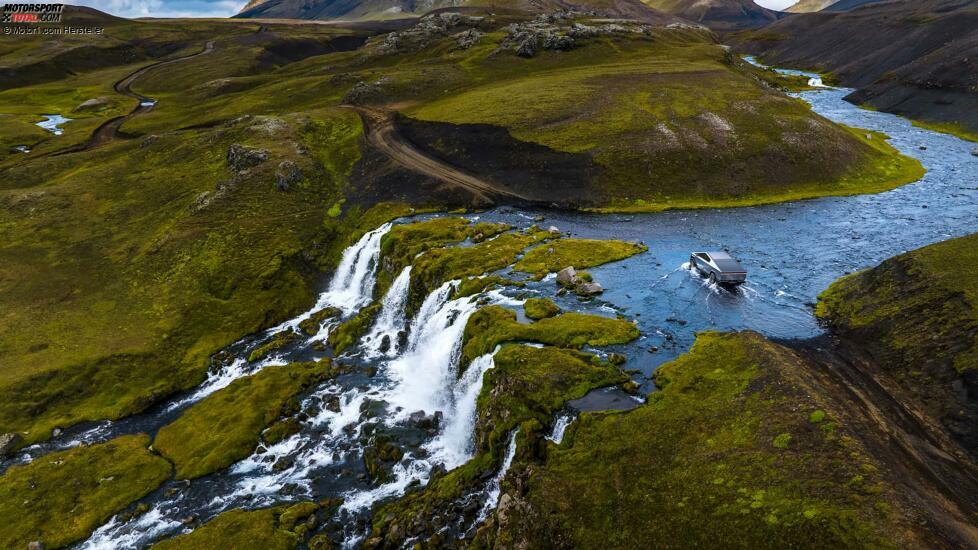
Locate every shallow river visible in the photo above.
<box><xmin>4</xmin><ymin>63</ymin><xmax>977</xmax><ymax>548</ymax></box>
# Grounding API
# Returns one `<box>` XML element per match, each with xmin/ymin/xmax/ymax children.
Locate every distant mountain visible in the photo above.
<box><xmin>640</xmin><ymin>0</ymin><xmax>782</xmax><ymax>29</ymax></box>
<box><xmin>785</xmin><ymin>0</ymin><xmax>835</xmax><ymax>12</ymax></box>
<box><xmin>236</xmin><ymin>0</ymin><xmax>680</xmax><ymax>23</ymax></box>
<box><xmin>735</xmin><ymin>0</ymin><xmax>978</xmax><ymax>139</ymax></box>
<box><xmin>822</xmin><ymin>0</ymin><xmax>884</xmax><ymax>11</ymax></box>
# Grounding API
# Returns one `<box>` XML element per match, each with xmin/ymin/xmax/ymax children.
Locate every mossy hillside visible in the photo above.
<box><xmin>816</xmin><ymin>233</ymin><xmax>978</xmax><ymax>452</ymax></box>
<box><xmin>523</xmin><ymin>297</ymin><xmax>560</xmax><ymax>320</ymax></box>
<box><xmin>454</xmin><ymin>274</ymin><xmax>522</xmax><ymax>299</ymax></box>
<box><xmin>0</xmin><ymin>79</ymin><xmax>417</xmax><ymax>448</ymax></box>
<box><xmin>369</xmin><ymin>344</ymin><xmax>626</xmax><ymax>545</ymax></box>
<box><xmin>487</xmin><ymin>332</ymin><xmax>903</xmax><ymax>549</ymax></box>
<box><xmin>0</xmin><ymin>434</ymin><xmax>171</xmax><ymax>549</ymax></box>
<box><xmin>154</xmin><ymin>361</ymin><xmax>330</xmax><ymax>479</ymax></box>
<box><xmin>460</xmin><ymin>305</ymin><xmax>639</xmax><ymax>369</ymax></box>
<box><xmin>400</xmin><ymin>29</ymin><xmax>922</xmax><ymax>209</ymax></box>
<box><xmin>514</xmin><ymin>238</ymin><xmax>647</xmax><ymax>276</ymax></box>
<box><xmin>152</xmin><ymin>501</ymin><xmax>334</xmax><ymax>550</ymax></box>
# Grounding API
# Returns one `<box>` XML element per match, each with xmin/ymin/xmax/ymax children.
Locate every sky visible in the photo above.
<box><xmin>76</xmin><ymin>0</ymin><xmax>798</xmax><ymax>18</ymax></box>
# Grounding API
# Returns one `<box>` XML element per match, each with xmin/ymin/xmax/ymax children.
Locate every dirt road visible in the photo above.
<box><xmin>348</xmin><ymin>106</ymin><xmax>543</xmax><ymax>206</ymax></box>
<box><xmin>52</xmin><ymin>41</ymin><xmax>216</xmax><ymax>156</ymax></box>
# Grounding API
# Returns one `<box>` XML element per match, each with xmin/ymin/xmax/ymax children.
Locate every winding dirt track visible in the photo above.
<box><xmin>348</xmin><ymin>106</ymin><xmax>543</xmax><ymax>206</ymax></box>
<box><xmin>52</xmin><ymin>41</ymin><xmax>216</xmax><ymax>156</ymax></box>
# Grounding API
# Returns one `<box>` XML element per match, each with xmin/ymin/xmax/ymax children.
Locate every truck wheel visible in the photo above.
<box><xmin>709</xmin><ymin>273</ymin><xmax>717</xmax><ymax>285</ymax></box>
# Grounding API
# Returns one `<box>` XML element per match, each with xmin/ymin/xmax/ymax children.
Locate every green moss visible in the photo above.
<box><xmin>488</xmin><ymin>332</ymin><xmax>902</xmax><ymax>548</ymax></box>
<box><xmin>297</xmin><ymin>307</ymin><xmax>342</xmax><ymax>336</ymax></box>
<box><xmin>810</xmin><ymin>410</ymin><xmax>826</xmax><ymax>423</ymax></box>
<box><xmin>408</xmin><ymin>231</ymin><xmax>545</xmax><ymax>313</ymax></box>
<box><xmin>515</xmin><ymin>239</ymin><xmax>647</xmax><ymax>276</ymax></box>
<box><xmin>461</xmin><ymin>305</ymin><xmax>639</xmax><ymax>370</ymax></box>
<box><xmin>469</xmin><ymin>221</ymin><xmax>511</xmax><ymax>243</ymax></box>
<box><xmin>375</xmin><ymin>217</ymin><xmax>472</xmax><ymax>298</ymax></box>
<box><xmin>328</xmin><ymin>302</ymin><xmax>381</xmax><ymax>354</ymax></box>
<box><xmin>0</xmin><ymin>434</ymin><xmax>171</xmax><ymax>549</ymax></box>
<box><xmin>523</xmin><ymin>297</ymin><xmax>561</xmax><ymax>320</ymax></box>
<box><xmin>773</xmin><ymin>433</ymin><xmax>792</xmax><ymax>449</ymax></box>
<box><xmin>249</xmin><ymin>330</ymin><xmax>301</xmax><ymax>363</ymax></box>
<box><xmin>909</xmin><ymin>119</ymin><xmax>978</xmax><ymax>143</ymax></box>
<box><xmin>154</xmin><ymin>361</ymin><xmax>330</xmax><ymax>479</ymax></box>
<box><xmin>454</xmin><ymin>275</ymin><xmax>521</xmax><ymax>299</ymax></box>
<box><xmin>152</xmin><ymin>502</ymin><xmax>324</xmax><ymax>550</ymax></box>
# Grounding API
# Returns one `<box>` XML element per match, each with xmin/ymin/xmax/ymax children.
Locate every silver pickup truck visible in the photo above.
<box><xmin>689</xmin><ymin>251</ymin><xmax>747</xmax><ymax>286</ymax></box>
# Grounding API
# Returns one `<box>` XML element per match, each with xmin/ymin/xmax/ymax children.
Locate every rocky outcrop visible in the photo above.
<box><xmin>226</xmin><ymin>144</ymin><xmax>268</xmax><ymax>172</ymax></box>
<box><xmin>275</xmin><ymin>160</ymin><xmax>301</xmax><ymax>191</ymax></box>
<box><xmin>498</xmin><ymin>14</ymin><xmax>657</xmax><ymax>58</ymax></box>
<box><xmin>556</xmin><ymin>266</ymin><xmax>604</xmax><ymax>296</ymax></box>
<box><xmin>0</xmin><ymin>432</ymin><xmax>22</xmax><ymax>457</ymax></box>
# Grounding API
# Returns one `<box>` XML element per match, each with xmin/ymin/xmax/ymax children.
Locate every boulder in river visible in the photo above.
<box><xmin>556</xmin><ymin>266</ymin><xmax>577</xmax><ymax>285</ymax></box>
<box><xmin>972</xmin><ymin>147</ymin><xmax>978</xmax><ymax>157</ymax></box>
<box><xmin>0</xmin><ymin>432</ymin><xmax>22</xmax><ymax>457</ymax></box>
<box><xmin>577</xmin><ymin>282</ymin><xmax>604</xmax><ymax>295</ymax></box>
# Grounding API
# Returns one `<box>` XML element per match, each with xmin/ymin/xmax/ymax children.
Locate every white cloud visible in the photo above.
<box><xmin>71</xmin><ymin>0</ymin><xmax>241</xmax><ymax>18</ymax></box>
<box><xmin>754</xmin><ymin>0</ymin><xmax>798</xmax><ymax>9</ymax></box>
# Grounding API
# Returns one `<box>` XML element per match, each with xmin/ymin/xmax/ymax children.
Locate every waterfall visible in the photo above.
<box><xmin>383</xmin><ymin>280</ymin><xmax>480</xmax><ymax>420</ymax></box>
<box><xmin>324</xmin><ymin>222</ymin><xmax>392</xmax><ymax>313</ymax></box>
<box><xmin>426</xmin><ymin>347</ymin><xmax>499</xmax><ymax>469</ymax></box>
<box><xmin>362</xmin><ymin>266</ymin><xmax>412</xmax><ymax>358</ymax></box>
<box><xmin>272</xmin><ymin>223</ymin><xmax>393</xmax><ymax>334</ymax></box>
<box><xmin>476</xmin><ymin>429</ymin><xmax>519</xmax><ymax>523</ymax></box>
<box><xmin>545</xmin><ymin>414</ymin><xmax>574</xmax><ymax>445</ymax></box>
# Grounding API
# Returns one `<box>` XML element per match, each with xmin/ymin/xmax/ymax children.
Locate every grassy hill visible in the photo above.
<box><xmin>817</xmin><ymin>233</ymin><xmax>978</xmax><ymax>455</ymax></box>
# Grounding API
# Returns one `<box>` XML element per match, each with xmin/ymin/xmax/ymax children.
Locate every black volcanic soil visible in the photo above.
<box><xmin>733</xmin><ymin>0</ymin><xmax>978</xmax><ymax>136</ymax></box>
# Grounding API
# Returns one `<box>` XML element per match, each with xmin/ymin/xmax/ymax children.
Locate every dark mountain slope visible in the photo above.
<box><xmin>236</xmin><ymin>0</ymin><xmax>679</xmax><ymax>23</ymax></box>
<box><xmin>734</xmin><ymin>0</ymin><xmax>978</xmax><ymax>139</ymax></box>
<box><xmin>823</xmin><ymin>0</ymin><xmax>884</xmax><ymax>10</ymax></box>
<box><xmin>641</xmin><ymin>0</ymin><xmax>783</xmax><ymax>29</ymax></box>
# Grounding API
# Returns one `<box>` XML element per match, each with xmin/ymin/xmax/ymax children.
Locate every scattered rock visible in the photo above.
<box><xmin>275</xmin><ymin>160</ymin><xmax>301</xmax><ymax>191</ymax></box>
<box><xmin>342</xmin><ymin>80</ymin><xmax>386</xmax><ymax>105</ymax></box>
<box><xmin>0</xmin><ymin>432</ymin><xmax>22</xmax><ymax>457</ymax></box>
<box><xmin>272</xmin><ymin>456</ymin><xmax>296</xmax><ymax>472</ymax></box>
<box><xmin>51</xmin><ymin>427</ymin><xmax>62</xmax><ymax>437</ymax></box>
<box><xmin>28</xmin><ymin>542</ymin><xmax>44</xmax><ymax>550</ymax></box>
<box><xmin>972</xmin><ymin>147</ymin><xmax>978</xmax><ymax>157</ymax></box>
<box><xmin>577</xmin><ymin>282</ymin><xmax>604</xmax><ymax>295</ymax></box>
<box><xmin>226</xmin><ymin>144</ymin><xmax>268</xmax><ymax>171</ymax></box>
<box><xmin>547</xmin><ymin>225</ymin><xmax>561</xmax><ymax>237</ymax></box>
<box><xmin>73</xmin><ymin>97</ymin><xmax>110</xmax><ymax>112</ymax></box>
<box><xmin>454</xmin><ymin>29</ymin><xmax>483</xmax><ymax>50</ymax></box>
<box><xmin>556</xmin><ymin>266</ymin><xmax>577</xmax><ymax>286</ymax></box>
<box><xmin>379</xmin><ymin>334</ymin><xmax>392</xmax><ymax>353</ymax></box>
<box><xmin>608</xmin><ymin>353</ymin><xmax>626</xmax><ymax>365</ymax></box>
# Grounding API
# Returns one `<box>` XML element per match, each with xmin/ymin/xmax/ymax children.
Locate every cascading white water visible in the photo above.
<box><xmin>362</xmin><ymin>266</ymin><xmax>412</xmax><ymax>358</ymax></box>
<box><xmin>545</xmin><ymin>414</ymin><xmax>574</xmax><ymax>445</ymax></box>
<box><xmin>426</xmin><ymin>347</ymin><xmax>499</xmax><ymax>469</ymax></box>
<box><xmin>476</xmin><ymin>429</ymin><xmax>519</xmax><ymax>522</ymax></box>
<box><xmin>271</xmin><ymin>223</ymin><xmax>393</xmax><ymax>335</ymax></box>
<box><xmin>324</xmin><ymin>223</ymin><xmax>392</xmax><ymax>313</ymax></box>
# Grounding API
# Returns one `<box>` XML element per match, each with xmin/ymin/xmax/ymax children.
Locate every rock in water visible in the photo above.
<box><xmin>379</xmin><ymin>334</ymin><xmax>391</xmax><ymax>353</ymax></box>
<box><xmin>577</xmin><ymin>282</ymin><xmax>604</xmax><ymax>295</ymax></box>
<box><xmin>556</xmin><ymin>266</ymin><xmax>577</xmax><ymax>285</ymax></box>
<box><xmin>0</xmin><ymin>432</ymin><xmax>22</xmax><ymax>457</ymax></box>
<box><xmin>971</xmin><ymin>147</ymin><xmax>978</xmax><ymax>157</ymax></box>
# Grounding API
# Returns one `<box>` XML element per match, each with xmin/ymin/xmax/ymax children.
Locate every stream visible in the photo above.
<box><xmin>3</xmin><ymin>61</ymin><xmax>976</xmax><ymax>549</ymax></box>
